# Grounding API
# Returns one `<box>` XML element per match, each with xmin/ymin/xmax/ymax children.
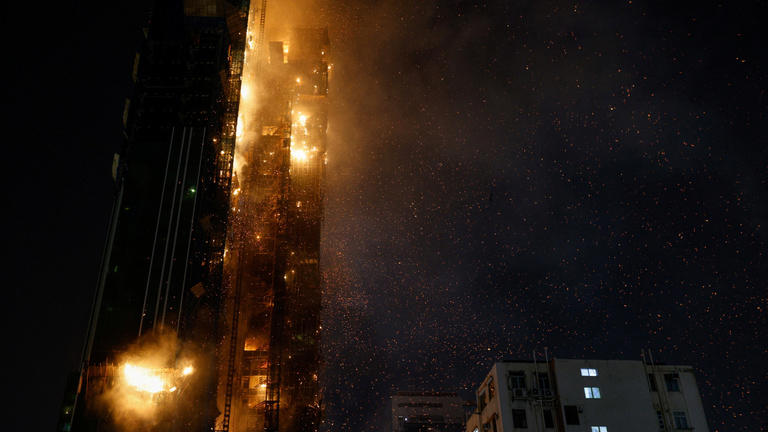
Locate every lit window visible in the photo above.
<box><xmin>584</xmin><ymin>387</ymin><xmax>601</xmax><ymax>399</ymax></box>
<box><xmin>590</xmin><ymin>427</ymin><xmax>608</xmax><ymax>432</ymax></box>
<box><xmin>581</xmin><ymin>368</ymin><xmax>598</xmax><ymax>376</ymax></box>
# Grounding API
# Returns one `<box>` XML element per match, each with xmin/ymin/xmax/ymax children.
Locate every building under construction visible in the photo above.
<box><xmin>60</xmin><ymin>1</ymin><xmax>329</xmax><ymax>431</ymax></box>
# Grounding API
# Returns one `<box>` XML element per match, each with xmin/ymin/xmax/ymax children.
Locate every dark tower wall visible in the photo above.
<box><xmin>66</xmin><ymin>2</ymin><xmax>250</xmax><ymax>431</ymax></box>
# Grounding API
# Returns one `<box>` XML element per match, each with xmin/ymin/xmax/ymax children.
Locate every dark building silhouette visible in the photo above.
<box><xmin>60</xmin><ymin>1</ymin><xmax>329</xmax><ymax>431</ymax></box>
<box><xmin>65</xmin><ymin>0</ymin><xmax>247</xmax><ymax>425</ymax></box>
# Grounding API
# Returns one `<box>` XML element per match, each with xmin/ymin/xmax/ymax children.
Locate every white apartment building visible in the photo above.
<box><xmin>392</xmin><ymin>391</ymin><xmax>467</xmax><ymax>432</ymax></box>
<box><xmin>466</xmin><ymin>358</ymin><xmax>709</xmax><ymax>432</ymax></box>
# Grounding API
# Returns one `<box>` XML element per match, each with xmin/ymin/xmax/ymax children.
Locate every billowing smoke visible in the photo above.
<box><xmin>232</xmin><ymin>0</ymin><xmax>330</xmax><ymax>180</ymax></box>
<box><xmin>92</xmin><ymin>330</ymin><xmax>212</xmax><ymax>431</ymax></box>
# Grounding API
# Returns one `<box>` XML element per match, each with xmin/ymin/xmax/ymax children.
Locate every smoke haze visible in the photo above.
<box><xmin>318</xmin><ymin>0</ymin><xmax>768</xmax><ymax>430</ymax></box>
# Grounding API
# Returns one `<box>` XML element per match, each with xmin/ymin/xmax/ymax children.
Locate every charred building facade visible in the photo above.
<box><xmin>61</xmin><ymin>1</ymin><xmax>329</xmax><ymax>432</ymax></box>
<box><xmin>216</xmin><ymin>27</ymin><xmax>329</xmax><ymax>432</ymax></box>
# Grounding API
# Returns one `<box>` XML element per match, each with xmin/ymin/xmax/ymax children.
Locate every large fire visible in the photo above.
<box><xmin>87</xmin><ymin>332</ymin><xmax>203</xmax><ymax>428</ymax></box>
<box><xmin>291</xmin><ymin>148</ymin><xmax>309</xmax><ymax>162</ymax></box>
<box><xmin>121</xmin><ymin>362</ymin><xmax>195</xmax><ymax>396</ymax></box>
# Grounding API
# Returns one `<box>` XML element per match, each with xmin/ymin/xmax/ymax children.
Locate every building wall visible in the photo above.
<box><xmin>649</xmin><ymin>364</ymin><xmax>710</xmax><ymax>432</ymax></box>
<box><xmin>468</xmin><ymin>359</ymin><xmax>709</xmax><ymax>432</ymax></box>
<box><xmin>465</xmin><ymin>412</ymin><xmax>480</xmax><ymax>432</ymax></box>
<box><xmin>552</xmin><ymin>359</ymin><xmax>658</xmax><ymax>432</ymax></box>
<box><xmin>475</xmin><ymin>362</ymin><xmax>559</xmax><ymax>432</ymax></box>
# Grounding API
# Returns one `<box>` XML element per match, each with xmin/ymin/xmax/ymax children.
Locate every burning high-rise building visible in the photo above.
<box><xmin>215</xmin><ymin>22</ymin><xmax>329</xmax><ymax>432</ymax></box>
<box><xmin>60</xmin><ymin>1</ymin><xmax>329</xmax><ymax>431</ymax></box>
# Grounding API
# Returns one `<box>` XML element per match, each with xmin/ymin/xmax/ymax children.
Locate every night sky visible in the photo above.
<box><xmin>11</xmin><ymin>0</ymin><xmax>767</xmax><ymax>431</ymax></box>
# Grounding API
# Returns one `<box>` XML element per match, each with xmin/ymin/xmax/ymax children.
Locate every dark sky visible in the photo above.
<box><xmin>11</xmin><ymin>0</ymin><xmax>767</xmax><ymax>431</ymax></box>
